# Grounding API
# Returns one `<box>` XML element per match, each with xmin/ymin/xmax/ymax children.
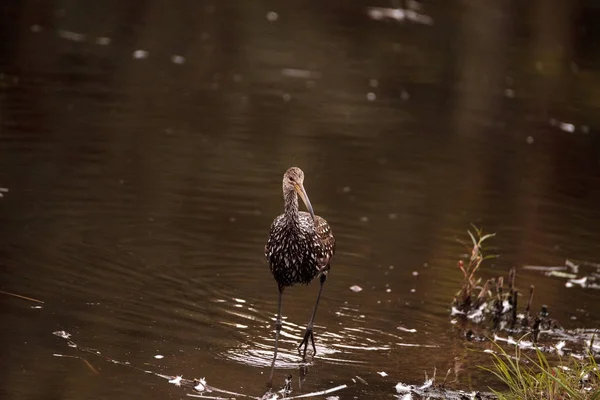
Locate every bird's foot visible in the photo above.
<box><xmin>298</xmin><ymin>328</ymin><xmax>316</xmax><ymax>359</ymax></box>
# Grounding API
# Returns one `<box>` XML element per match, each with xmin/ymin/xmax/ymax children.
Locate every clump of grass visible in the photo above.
<box><xmin>483</xmin><ymin>341</ymin><xmax>600</xmax><ymax>399</ymax></box>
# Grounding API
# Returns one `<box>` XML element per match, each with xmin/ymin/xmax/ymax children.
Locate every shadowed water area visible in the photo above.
<box><xmin>1</xmin><ymin>0</ymin><xmax>600</xmax><ymax>398</ymax></box>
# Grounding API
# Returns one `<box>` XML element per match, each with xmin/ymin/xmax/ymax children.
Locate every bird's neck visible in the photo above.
<box><xmin>283</xmin><ymin>190</ymin><xmax>300</xmax><ymax>226</ymax></box>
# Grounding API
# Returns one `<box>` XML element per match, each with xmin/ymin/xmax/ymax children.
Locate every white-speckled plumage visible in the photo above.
<box><xmin>265</xmin><ymin>167</ymin><xmax>335</xmax><ymax>384</ymax></box>
<box><xmin>265</xmin><ymin>167</ymin><xmax>335</xmax><ymax>289</ymax></box>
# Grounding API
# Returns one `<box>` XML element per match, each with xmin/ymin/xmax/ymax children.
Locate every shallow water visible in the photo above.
<box><xmin>1</xmin><ymin>1</ymin><xmax>600</xmax><ymax>398</ymax></box>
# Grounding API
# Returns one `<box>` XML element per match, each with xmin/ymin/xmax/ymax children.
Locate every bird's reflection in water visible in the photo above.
<box><xmin>298</xmin><ymin>364</ymin><xmax>309</xmax><ymax>389</ymax></box>
<box><xmin>259</xmin><ymin>370</ymin><xmax>305</xmax><ymax>399</ymax></box>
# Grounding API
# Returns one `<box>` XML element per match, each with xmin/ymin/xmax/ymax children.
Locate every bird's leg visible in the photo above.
<box><xmin>267</xmin><ymin>287</ymin><xmax>284</xmax><ymax>388</ymax></box>
<box><xmin>298</xmin><ymin>273</ymin><xmax>327</xmax><ymax>359</ymax></box>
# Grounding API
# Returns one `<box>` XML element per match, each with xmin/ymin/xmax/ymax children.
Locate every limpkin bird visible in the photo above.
<box><xmin>265</xmin><ymin>167</ymin><xmax>335</xmax><ymax>386</ymax></box>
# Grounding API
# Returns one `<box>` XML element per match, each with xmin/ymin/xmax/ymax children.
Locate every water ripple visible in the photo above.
<box><xmin>214</xmin><ymin>294</ymin><xmax>429</xmax><ymax>368</ymax></box>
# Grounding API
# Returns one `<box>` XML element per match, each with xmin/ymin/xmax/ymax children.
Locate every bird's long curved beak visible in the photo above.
<box><xmin>294</xmin><ymin>183</ymin><xmax>315</xmax><ymax>221</ymax></box>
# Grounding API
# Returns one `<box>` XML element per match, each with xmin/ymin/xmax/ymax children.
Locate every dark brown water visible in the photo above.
<box><xmin>1</xmin><ymin>1</ymin><xmax>600</xmax><ymax>398</ymax></box>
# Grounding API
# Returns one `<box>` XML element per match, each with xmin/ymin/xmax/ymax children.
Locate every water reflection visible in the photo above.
<box><xmin>2</xmin><ymin>0</ymin><xmax>600</xmax><ymax>399</ymax></box>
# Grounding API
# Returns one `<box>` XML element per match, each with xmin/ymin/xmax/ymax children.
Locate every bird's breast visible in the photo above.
<box><xmin>266</xmin><ymin>224</ymin><xmax>320</xmax><ymax>287</ymax></box>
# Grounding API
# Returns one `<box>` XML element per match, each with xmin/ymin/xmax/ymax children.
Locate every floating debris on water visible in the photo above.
<box><xmin>548</xmin><ymin>118</ymin><xmax>590</xmax><ymax>133</ymax></box>
<box><xmin>169</xmin><ymin>376</ymin><xmax>183</xmax><ymax>386</ymax></box>
<box><xmin>53</xmin><ymin>353</ymin><xmax>99</xmax><ymax>374</ymax></box>
<box><xmin>349</xmin><ymin>285</ymin><xmax>363</xmax><ymax>293</ymax></box>
<box><xmin>397</xmin><ymin>326</ymin><xmax>417</xmax><ymax>333</ymax></box>
<box><xmin>529</xmin><ymin>258</ymin><xmax>600</xmax><ymax>289</ymax></box>
<box><xmin>394</xmin><ymin>372</ymin><xmax>496</xmax><ymax>399</ymax></box>
<box><xmin>366</xmin><ymin>6</ymin><xmax>433</xmax><ymax>25</ymax></box>
<box><xmin>53</xmin><ymin>330</ymin><xmax>71</xmax><ymax>339</ymax></box>
<box><xmin>419</xmin><ymin>378</ymin><xmax>433</xmax><ymax>390</ymax></box>
<box><xmin>559</xmin><ymin>121</ymin><xmax>575</xmax><ymax>132</ymax></box>
<box><xmin>281</xmin><ymin>68</ymin><xmax>320</xmax><ymax>79</ymax></box>
<box><xmin>171</xmin><ymin>55</ymin><xmax>186</xmax><ymax>64</ymax></box>
<box><xmin>53</xmin><ymin>331</ymin><xmax>325</xmax><ymax>398</ymax></box>
<box><xmin>193</xmin><ymin>377</ymin><xmax>207</xmax><ymax>392</ymax></box>
<box><xmin>566</xmin><ymin>276</ymin><xmax>587</xmax><ymax>288</ymax></box>
<box><xmin>0</xmin><ymin>289</ymin><xmax>44</xmax><ymax>304</ymax></box>
<box><xmin>154</xmin><ymin>354</ymin><xmax>164</xmax><ymax>359</ymax></box>
<box><xmin>133</xmin><ymin>49</ymin><xmax>149</xmax><ymax>59</ymax></box>
<box><xmin>95</xmin><ymin>36</ymin><xmax>111</xmax><ymax>45</ymax></box>
<box><xmin>266</xmin><ymin>11</ymin><xmax>279</xmax><ymax>22</ymax></box>
<box><xmin>377</xmin><ymin>371</ymin><xmax>388</xmax><ymax>377</ymax></box>
<box><xmin>523</xmin><ymin>265</ymin><xmax>566</xmax><ymax>272</ymax></box>
<box><xmin>565</xmin><ymin>259</ymin><xmax>579</xmax><ymax>273</ymax></box>
<box><xmin>57</xmin><ymin>30</ymin><xmax>86</xmax><ymax>42</ymax></box>
<box><xmin>395</xmin><ymin>382</ymin><xmax>412</xmax><ymax>393</ymax></box>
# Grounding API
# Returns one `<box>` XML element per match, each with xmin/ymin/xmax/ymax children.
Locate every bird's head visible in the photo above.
<box><xmin>283</xmin><ymin>167</ymin><xmax>315</xmax><ymax>220</ymax></box>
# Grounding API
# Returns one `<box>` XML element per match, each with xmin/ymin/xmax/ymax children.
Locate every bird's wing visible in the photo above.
<box><xmin>314</xmin><ymin>215</ymin><xmax>335</xmax><ymax>269</ymax></box>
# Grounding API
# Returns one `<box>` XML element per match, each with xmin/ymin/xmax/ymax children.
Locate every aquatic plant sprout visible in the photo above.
<box><xmin>453</xmin><ymin>225</ymin><xmax>498</xmax><ymax>315</ymax></box>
